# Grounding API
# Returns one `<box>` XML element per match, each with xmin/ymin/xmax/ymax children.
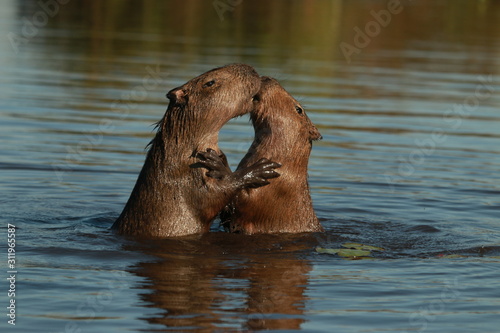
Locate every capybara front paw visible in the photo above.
<box><xmin>237</xmin><ymin>158</ymin><xmax>281</xmax><ymax>188</ymax></box>
<box><xmin>192</xmin><ymin>148</ymin><xmax>231</xmax><ymax>180</ymax></box>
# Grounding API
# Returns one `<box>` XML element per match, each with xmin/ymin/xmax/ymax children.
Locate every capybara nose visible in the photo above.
<box><xmin>166</xmin><ymin>87</ymin><xmax>186</xmax><ymax>102</ymax></box>
<box><xmin>310</xmin><ymin>127</ymin><xmax>323</xmax><ymax>141</ymax></box>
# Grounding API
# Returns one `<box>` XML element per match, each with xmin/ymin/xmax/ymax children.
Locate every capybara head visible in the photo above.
<box><xmin>166</xmin><ymin>64</ymin><xmax>261</xmax><ymax>124</ymax></box>
<box><xmin>251</xmin><ymin>76</ymin><xmax>322</xmax><ymax>147</ymax></box>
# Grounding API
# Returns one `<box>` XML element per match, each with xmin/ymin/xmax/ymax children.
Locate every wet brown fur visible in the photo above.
<box><xmin>223</xmin><ymin>77</ymin><xmax>323</xmax><ymax>234</ymax></box>
<box><xmin>113</xmin><ymin>64</ymin><xmax>265</xmax><ymax>238</ymax></box>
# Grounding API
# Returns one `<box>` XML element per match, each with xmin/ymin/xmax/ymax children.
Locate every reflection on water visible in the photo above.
<box><xmin>132</xmin><ymin>233</ymin><xmax>317</xmax><ymax>331</ymax></box>
<box><xmin>1</xmin><ymin>0</ymin><xmax>499</xmax><ymax>332</ymax></box>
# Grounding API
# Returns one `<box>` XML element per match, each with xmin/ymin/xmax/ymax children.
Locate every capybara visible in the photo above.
<box><xmin>220</xmin><ymin>76</ymin><xmax>323</xmax><ymax>234</ymax></box>
<box><xmin>112</xmin><ymin>65</ymin><xmax>280</xmax><ymax>238</ymax></box>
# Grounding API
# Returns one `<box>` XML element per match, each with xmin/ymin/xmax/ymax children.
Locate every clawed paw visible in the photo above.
<box><xmin>237</xmin><ymin>158</ymin><xmax>281</xmax><ymax>188</ymax></box>
<box><xmin>191</xmin><ymin>148</ymin><xmax>231</xmax><ymax>180</ymax></box>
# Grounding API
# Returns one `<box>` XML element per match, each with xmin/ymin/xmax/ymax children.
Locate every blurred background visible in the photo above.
<box><xmin>0</xmin><ymin>0</ymin><xmax>499</xmax><ymax>332</ymax></box>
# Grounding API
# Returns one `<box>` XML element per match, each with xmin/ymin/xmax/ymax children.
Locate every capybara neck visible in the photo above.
<box><xmin>150</xmin><ymin>104</ymin><xmax>221</xmax><ymax>161</ymax></box>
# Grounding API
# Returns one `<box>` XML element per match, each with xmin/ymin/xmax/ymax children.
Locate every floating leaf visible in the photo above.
<box><xmin>436</xmin><ymin>254</ymin><xmax>467</xmax><ymax>259</ymax></box>
<box><xmin>315</xmin><ymin>247</ymin><xmax>340</xmax><ymax>255</ymax></box>
<box><xmin>336</xmin><ymin>248</ymin><xmax>372</xmax><ymax>258</ymax></box>
<box><xmin>316</xmin><ymin>247</ymin><xmax>371</xmax><ymax>259</ymax></box>
<box><xmin>342</xmin><ymin>243</ymin><xmax>385</xmax><ymax>251</ymax></box>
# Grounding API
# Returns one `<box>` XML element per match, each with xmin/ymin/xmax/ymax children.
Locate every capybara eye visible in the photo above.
<box><xmin>295</xmin><ymin>106</ymin><xmax>303</xmax><ymax>114</ymax></box>
<box><xmin>203</xmin><ymin>80</ymin><xmax>216</xmax><ymax>88</ymax></box>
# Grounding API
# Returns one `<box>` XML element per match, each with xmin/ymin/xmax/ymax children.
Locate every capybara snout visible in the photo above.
<box><xmin>166</xmin><ymin>87</ymin><xmax>187</xmax><ymax>105</ymax></box>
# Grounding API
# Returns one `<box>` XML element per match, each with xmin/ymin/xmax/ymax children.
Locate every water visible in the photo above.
<box><xmin>1</xmin><ymin>0</ymin><xmax>499</xmax><ymax>332</ymax></box>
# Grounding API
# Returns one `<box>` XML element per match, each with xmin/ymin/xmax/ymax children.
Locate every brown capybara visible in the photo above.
<box><xmin>219</xmin><ymin>76</ymin><xmax>323</xmax><ymax>234</ymax></box>
<box><xmin>112</xmin><ymin>64</ymin><xmax>281</xmax><ymax>238</ymax></box>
